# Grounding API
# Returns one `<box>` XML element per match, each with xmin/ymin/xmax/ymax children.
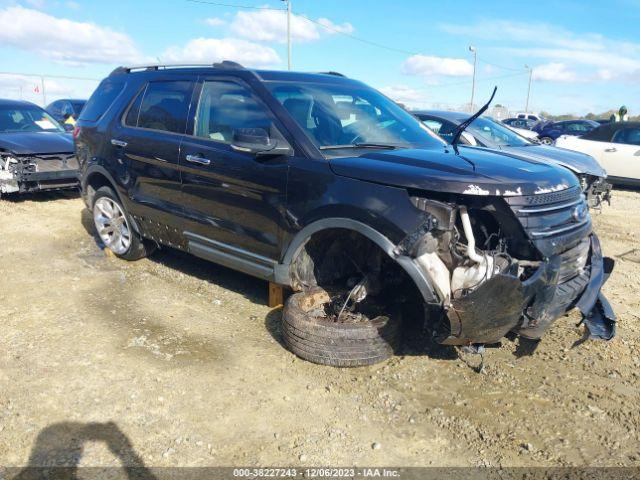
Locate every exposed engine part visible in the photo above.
<box><xmin>581</xmin><ymin>175</ymin><xmax>612</xmax><ymax>211</ymax></box>
<box><xmin>415</xmin><ymin>249</ymin><xmax>451</xmax><ymax>302</ymax></box>
<box><xmin>450</xmin><ymin>207</ymin><xmax>502</xmax><ymax>297</ymax></box>
<box><xmin>0</xmin><ymin>154</ymin><xmax>20</xmax><ymax>194</ymax></box>
<box><xmin>0</xmin><ymin>152</ymin><xmax>79</xmax><ymax>195</ymax></box>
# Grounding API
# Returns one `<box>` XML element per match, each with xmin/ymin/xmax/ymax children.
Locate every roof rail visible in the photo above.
<box><xmin>319</xmin><ymin>71</ymin><xmax>346</xmax><ymax>77</ymax></box>
<box><xmin>109</xmin><ymin>61</ymin><xmax>245</xmax><ymax>76</ymax></box>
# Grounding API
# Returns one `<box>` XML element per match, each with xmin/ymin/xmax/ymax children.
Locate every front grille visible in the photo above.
<box><xmin>505</xmin><ymin>186</ymin><xmax>592</xmax><ymax>257</ymax></box>
<box><xmin>521</xmin><ymin>186</ymin><xmax>582</xmax><ymax>205</ymax></box>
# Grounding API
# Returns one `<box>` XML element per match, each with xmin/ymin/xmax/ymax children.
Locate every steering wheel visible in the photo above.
<box><xmin>19</xmin><ymin>123</ymin><xmax>32</xmax><ymax>131</ymax></box>
<box><xmin>347</xmin><ymin>123</ymin><xmax>375</xmax><ymax>144</ymax></box>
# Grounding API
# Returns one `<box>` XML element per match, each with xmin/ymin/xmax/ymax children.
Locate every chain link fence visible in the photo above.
<box><xmin>0</xmin><ymin>72</ymin><xmax>100</xmax><ymax>107</ymax></box>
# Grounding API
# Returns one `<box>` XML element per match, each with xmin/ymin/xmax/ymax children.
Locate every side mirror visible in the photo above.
<box><xmin>231</xmin><ymin>127</ymin><xmax>293</xmax><ymax>157</ymax></box>
<box><xmin>62</xmin><ymin>123</ymin><xmax>74</xmax><ymax>132</ymax></box>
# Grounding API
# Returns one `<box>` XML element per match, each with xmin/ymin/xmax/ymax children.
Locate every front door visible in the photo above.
<box><xmin>179</xmin><ymin>77</ymin><xmax>289</xmax><ymax>264</ymax></box>
<box><xmin>603</xmin><ymin>126</ymin><xmax>640</xmax><ymax>180</ymax></box>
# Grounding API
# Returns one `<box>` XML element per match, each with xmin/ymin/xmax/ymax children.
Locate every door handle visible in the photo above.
<box><xmin>111</xmin><ymin>139</ymin><xmax>128</xmax><ymax>148</ymax></box>
<box><xmin>186</xmin><ymin>154</ymin><xmax>211</xmax><ymax>166</ymax></box>
<box><xmin>605</xmin><ymin>147</ymin><xmax>617</xmax><ymax>152</ymax></box>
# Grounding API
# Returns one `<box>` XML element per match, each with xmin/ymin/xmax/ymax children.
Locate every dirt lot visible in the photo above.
<box><xmin>0</xmin><ymin>189</ymin><xmax>639</xmax><ymax>470</ymax></box>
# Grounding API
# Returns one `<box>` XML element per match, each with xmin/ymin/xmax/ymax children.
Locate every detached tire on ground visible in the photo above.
<box><xmin>282</xmin><ymin>288</ymin><xmax>401</xmax><ymax>367</ymax></box>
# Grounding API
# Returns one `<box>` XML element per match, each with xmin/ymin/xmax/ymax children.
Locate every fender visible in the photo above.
<box><xmin>82</xmin><ymin>164</ymin><xmax>121</xmax><ymax>202</ymax></box>
<box><xmin>274</xmin><ymin>217</ymin><xmax>438</xmax><ymax>303</ymax></box>
<box><xmin>82</xmin><ymin>164</ymin><xmax>143</xmax><ymax>235</ymax></box>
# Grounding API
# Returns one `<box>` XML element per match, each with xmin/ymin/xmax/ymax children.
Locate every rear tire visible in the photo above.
<box><xmin>281</xmin><ymin>288</ymin><xmax>400</xmax><ymax>367</ymax></box>
<box><xmin>92</xmin><ymin>186</ymin><xmax>153</xmax><ymax>261</ymax></box>
<box><xmin>539</xmin><ymin>136</ymin><xmax>553</xmax><ymax>145</ymax></box>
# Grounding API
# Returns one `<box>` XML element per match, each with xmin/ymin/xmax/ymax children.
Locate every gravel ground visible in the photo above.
<box><xmin>0</xmin><ymin>189</ymin><xmax>639</xmax><ymax>470</ymax></box>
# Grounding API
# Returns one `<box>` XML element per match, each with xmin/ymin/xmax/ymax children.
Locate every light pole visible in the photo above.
<box><xmin>469</xmin><ymin>45</ymin><xmax>477</xmax><ymax>112</ymax></box>
<box><xmin>525</xmin><ymin>64</ymin><xmax>533</xmax><ymax>114</ymax></box>
<box><xmin>282</xmin><ymin>0</ymin><xmax>292</xmax><ymax>70</ymax></box>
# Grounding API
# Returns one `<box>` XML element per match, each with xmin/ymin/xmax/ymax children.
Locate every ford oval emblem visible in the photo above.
<box><xmin>572</xmin><ymin>203</ymin><xmax>588</xmax><ymax>223</ymax></box>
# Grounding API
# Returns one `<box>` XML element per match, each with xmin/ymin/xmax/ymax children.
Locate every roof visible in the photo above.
<box><xmin>50</xmin><ymin>98</ymin><xmax>86</xmax><ymax>103</ymax></box>
<box><xmin>411</xmin><ymin>110</ymin><xmax>470</xmax><ymax>123</ymax></box>
<box><xmin>109</xmin><ymin>62</ymin><xmax>362</xmax><ymax>86</ymax></box>
<box><xmin>0</xmin><ymin>98</ymin><xmax>37</xmax><ymax>108</ymax></box>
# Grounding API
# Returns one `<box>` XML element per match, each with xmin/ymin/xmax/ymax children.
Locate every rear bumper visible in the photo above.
<box><xmin>439</xmin><ymin>234</ymin><xmax>615</xmax><ymax>345</ymax></box>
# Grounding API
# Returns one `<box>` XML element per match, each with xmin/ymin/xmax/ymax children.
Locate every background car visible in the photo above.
<box><xmin>0</xmin><ymin>99</ymin><xmax>79</xmax><ymax>196</ymax></box>
<box><xmin>502</xmin><ymin>117</ymin><xmax>538</xmax><ymax>130</ymax></box>
<box><xmin>555</xmin><ymin>122</ymin><xmax>640</xmax><ymax>186</ymax></box>
<box><xmin>516</xmin><ymin>112</ymin><xmax>544</xmax><ymax>122</ymax></box>
<box><xmin>415</xmin><ymin>110</ymin><xmax>611</xmax><ymax>207</ymax></box>
<box><xmin>533</xmin><ymin>119</ymin><xmax>600</xmax><ymax>145</ymax></box>
<box><xmin>46</xmin><ymin>98</ymin><xmax>86</xmax><ymax>129</ymax></box>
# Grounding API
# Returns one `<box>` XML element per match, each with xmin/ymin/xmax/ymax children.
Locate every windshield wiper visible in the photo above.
<box><xmin>451</xmin><ymin>86</ymin><xmax>497</xmax><ymax>152</ymax></box>
<box><xmin>319</xmin><ymin>143</ymin><xmax>400</xmax><ymax>151</ymax></box>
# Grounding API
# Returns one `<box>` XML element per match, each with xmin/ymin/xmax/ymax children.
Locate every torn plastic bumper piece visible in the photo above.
<box><xmin>437</xmin><ymin>234</ymin><xmax>615</xmax><ymax>345</ymax></box>
<box><xmin>575</xmin><ymin>240</ymin><xmax>616</xmax><ymax>340</ymax></box>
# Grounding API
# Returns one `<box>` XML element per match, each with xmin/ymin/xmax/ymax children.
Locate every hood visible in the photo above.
<box><xmin>0</xmin><ymin>132</ymin><xmax>74</xmax><ymax>155</ymax></box>
<box><xmin>329</xmin><ymin>145</ymin><xmax>580</xmax><ymax>197</ymax></box>
<box><xmin>499</xmin><ymin>144</ymin><xmax>606</xmax><ymax>177</ymax></box>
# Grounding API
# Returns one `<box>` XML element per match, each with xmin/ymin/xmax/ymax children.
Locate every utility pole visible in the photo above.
<box><xmin>525</xmin><ymin>65</ymin><xmax>533</xmax><ymax>114</ymax></box>
<box><xmin>40</xmin><ymin>76</ymin><xmax>47</xmax><ymax>106</ymax></box>
<box><xmin>283</xmin><ymin>0</ymin><xmax>292</xmax><ymax>70</ymax></box>
<box><xmin>469</xmin><ymin>45</ymin><xmax>477</xmax><ymax>112</ymax></box>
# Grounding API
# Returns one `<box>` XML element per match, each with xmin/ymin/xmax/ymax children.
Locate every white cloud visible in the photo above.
<box><xmin>532</xmin><ymin>63</ymin><xmax>579</xmax><ymax>83</ymax></box>
<box><xmin>230</xmin><ymin>9</ymin><xmax>353</xmax><ymax>43</ymax></box>
<box><xmin>379</xmin><ymin>85</ymin><xmax>428</xmax><ymax>108</ymax></box>
<box><xmin>316</xmin><ymin>17</ymin><xmax>355</xmax><ymax>35</ymax></box>
<box><xmin>440</xmin><ymin>19</ymin><xmax>640</xmax><ymax>84</ymax></box>
<box><xmin>162</xmin><ymin>37</ymin><xmax>281</xmax><ymax>68</ymax></box>
<box><xmin>402</xmin><ymin>54</ymin><xmax>473</xmax><ymax>79</ymax></box>
<box><xmin>204</xmin><ymin>17</ymin><xmax>225</xmax><ymax>27</ymax></box>
<box><xmin>0</xmin><ymin>6</ymin><xmax>143</xmax><ymax>65</ymax></box>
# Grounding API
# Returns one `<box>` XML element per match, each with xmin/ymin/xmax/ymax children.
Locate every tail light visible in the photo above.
<box><xmin>72</xmin><ymin>126</ymin><xmax>81</xmax><ymax>140</ymax></box>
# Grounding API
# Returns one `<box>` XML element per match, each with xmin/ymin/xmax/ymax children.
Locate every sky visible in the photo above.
<box><xmin>0</xmin><ymin>0</ymin><xmax>638</xmax><ymax>115</ymax></box>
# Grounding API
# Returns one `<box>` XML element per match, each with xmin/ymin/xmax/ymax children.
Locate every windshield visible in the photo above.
<box><xmin>71</xmin><ymin>102</ymin><xmax>86</xmax><ymax>115</ymax></box>
<box><xmin>463</xmin><ymin>116</ymin><xmax>531</xmax><ymax>147</ymax></box>
<box><xmin>266</xmin><ymin>81</ymin><xmax>445</xmax><ymax>153</ymax></box>
<box><xmin>0</xmin><ymin>105</ymin><xmax>65</xmax><ymax>133</ymax></box>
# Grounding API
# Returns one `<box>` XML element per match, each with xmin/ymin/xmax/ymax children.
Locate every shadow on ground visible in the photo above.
<box><xmin>3</xmin><ymin>188</ymin><xmax>80</xmax><ymax>203</ymax></box>
<box><xmin>12</xmin><ymin>422</ymin><xmax>157</xmax><ymax>480</ymax></box>
<box><xmin>79</xmin><ymin>208</ymin><xmax>266</xmax><ymax>306</ymax></box>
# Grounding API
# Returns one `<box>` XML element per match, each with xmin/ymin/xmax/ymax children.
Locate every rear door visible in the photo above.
<box><xmin>111</xmin><ymin>78</ymin><xmax>195</xmax><ymax>231</ymax></box>
<box><xmin>603</xmin><ymin>126</ymin><xmax>640</xmax><ymax>180</ymax></box>
<box><xmin>179</xmin><ymin>76</ymin><xmax>289</xmax><ymax>263</ymax></box>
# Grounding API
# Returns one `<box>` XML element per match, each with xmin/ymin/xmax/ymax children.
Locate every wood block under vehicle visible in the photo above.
<box><xmin>269</xmin><ymin>282</ymin><xmax>284</xmax><ymax>308</ymax></box>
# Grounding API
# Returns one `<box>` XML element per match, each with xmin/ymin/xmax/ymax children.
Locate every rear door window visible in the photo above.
<box><xmin>135</xmin><ymin>81</ymin><xmax>194</xmax><ymax>134</ymax></box>
<box><xmin>79</xmin><ymin>79</ymin><xmax>126</xmax><ymax>122</ymax></box>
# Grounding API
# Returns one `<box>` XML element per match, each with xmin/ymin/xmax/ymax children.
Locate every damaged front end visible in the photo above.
<box><xmin>403</xmin><ymin>185</ymin><xmax>616</xmax><ymax>346</ymax></box>
<box><xmin>0</xmin><ymin>151</ymin><xmax>79</xmax><ymax>195</ymax></box>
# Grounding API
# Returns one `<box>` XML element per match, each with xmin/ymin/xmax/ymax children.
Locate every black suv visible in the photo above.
<box><xmin>75</xmin><ymin>62</ymin><xmax>615</xmax><ymax>366</ymax></box>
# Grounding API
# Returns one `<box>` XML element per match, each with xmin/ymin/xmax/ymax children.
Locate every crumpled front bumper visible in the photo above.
<box><xmin>438</xmin><ymin>234</ymin><xmax>616</xmax><ymax>345</ymax></box>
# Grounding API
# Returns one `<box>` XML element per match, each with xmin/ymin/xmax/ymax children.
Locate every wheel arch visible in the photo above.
<box><xmin>83</xmin><ymin>165</ymin><xmax>142</xmax><ymax>235</ymax></box>
<box><xmin>275</xmin><ymin>218</ymin><xmax>438</xmax><ymax>303</ymax></box>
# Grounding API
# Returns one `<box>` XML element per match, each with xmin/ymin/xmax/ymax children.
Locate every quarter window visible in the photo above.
<box><xmin>193</xmin><ymin>80</ymin><xmax>273</xmax><ymax>143</ymax></box>
<box><xmin>134</xmin><ymin>81</ymin><xmax>193</xmax><ymax>133</ymax></box>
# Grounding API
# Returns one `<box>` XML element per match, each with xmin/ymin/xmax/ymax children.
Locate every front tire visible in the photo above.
<box><xmin>281</xmin><ymin>288</ymin><xmax>401</xmax><ymax>367</ymax></box>
<box><xmin>92</xmin><ymin>186</ymin><xmax>153</xmax><ymax>261</ymax></box>
<box><xmin>539</xmin><ymin>136</ymin><xmax>554</xmax><ymax>145</ymax></box>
